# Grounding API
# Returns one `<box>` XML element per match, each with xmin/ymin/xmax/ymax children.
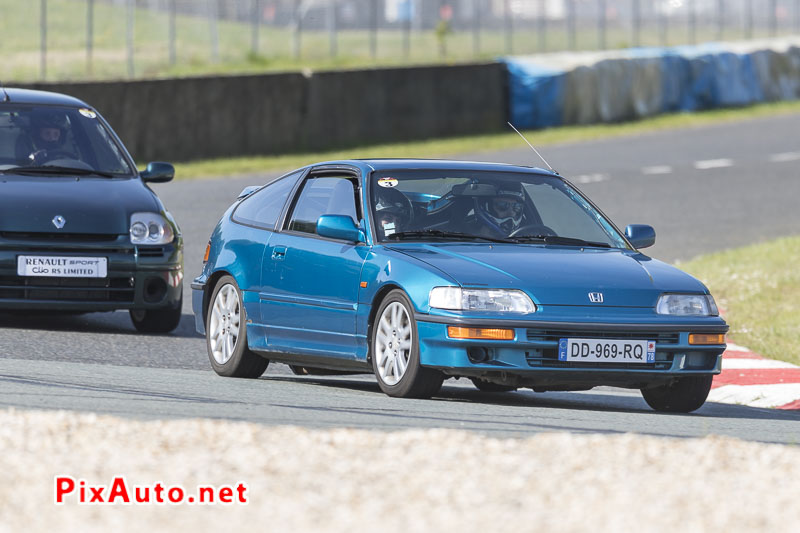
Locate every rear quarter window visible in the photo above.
<box><xmin>231</xmin><ymin>170</ymin><xmax>303</xmax><ymax>230</ymax></box>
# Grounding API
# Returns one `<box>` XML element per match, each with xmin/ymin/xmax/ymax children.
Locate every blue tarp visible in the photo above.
<box><xmin>503</xmin><ymin>43</ymin><xmax>773</xmax><ymax>128</ymax></box>
<box><xmin>504</xmin><ymin>59</ymin><xmax>566</xmax><ymax>129</ymax></box>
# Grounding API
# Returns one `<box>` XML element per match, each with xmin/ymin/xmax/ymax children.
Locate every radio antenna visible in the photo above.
<box><xmin>0</xmin><ymin>81</ymin><xmax>9</xmax><ymax>103</ymax></box>
<box><xmin>507</xmin><ymin>121</ymin><xmax>557</xmax><ymax>174</ymax></box>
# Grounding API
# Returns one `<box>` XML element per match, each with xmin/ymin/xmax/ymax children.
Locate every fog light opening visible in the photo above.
<box><xmin>467</xmin><ymin>347</ymin><xmax>490</xmax><ymax>364</ymax></box>
<box><xmin>143</xmin><ymin>277</ymin><xmax>167</xmax><ymax>303</ymax></box>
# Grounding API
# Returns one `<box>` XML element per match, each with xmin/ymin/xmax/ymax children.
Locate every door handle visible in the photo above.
<box><xmin>271</xmin><ymin>246</ymin><xmax>287</xmax><ymax>261</ymax></box>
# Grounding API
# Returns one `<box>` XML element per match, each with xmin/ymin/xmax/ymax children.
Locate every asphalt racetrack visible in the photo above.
<box><xmin>1</xmin><ymin>113</ymin><xmax>799</xmax><ymax>443</ymax></box>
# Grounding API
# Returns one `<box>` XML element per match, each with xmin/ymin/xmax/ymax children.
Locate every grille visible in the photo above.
<box><xmin>137</xmin><ymin>246</ymin><xmax>166</xmax><ymax>257</ymax></box>
<box><xmin>0</xmin><ymin>275</ymin><xmax>135</xmax><ymax>303</ymax></box>
<box><xmin>2</xmin><ymin>246</ymin><xmax>133</xmax><ymax>255</ymax></box>
<box><xmin>524</xmin><ymin>328</ymin><xmax>679</xmax><ymax>370</ymax></box>
<box><xmin>526</xmin><ymin>329</ymin><xmax>680</xmax><ymax>344</ymax></box>
<box><xmin>0</xmin><ymin>232</ymin><xmax>119</xmax><ymax>242</ymax></box>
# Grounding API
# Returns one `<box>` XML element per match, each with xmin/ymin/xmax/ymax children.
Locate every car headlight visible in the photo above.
<box><xmin>656</xmin><ymin>294</ymin><xmax>718</xmax><ymax>316</ymax></box>
<box><xmin>429</xmin><ymin>287</ymin><xmax>536</xmax><ymax>313</ymax></box>
<box><xmin>129</xmin><ymin>212</ymin><xmax>174</xmax><ymax>245</ymax></box>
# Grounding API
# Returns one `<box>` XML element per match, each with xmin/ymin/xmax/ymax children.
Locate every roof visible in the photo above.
<box><xmin>316</xmin><ymin>158</ymin><xmax>558</xmax><ymax>176</ymax></box>
<box><xmin>0</xmin><ymin>88</ymin><xmax>89</xmax><ymax>108</ymax></box>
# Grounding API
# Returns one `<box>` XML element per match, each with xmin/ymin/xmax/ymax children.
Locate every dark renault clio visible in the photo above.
<box><xmin>0</xmin><ymin>88</ymin><xmax>182</xmax><ymax>332</ymax></box>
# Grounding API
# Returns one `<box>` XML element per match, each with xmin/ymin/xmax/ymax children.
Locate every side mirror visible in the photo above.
<box><xmin>625</xmin><ymin>224</ymin><xmax>656</xmax><ymax>249</ymax></box>
<box><xmin>140</xmin><ymin>162</ymin><xmax>175</xmax><ymax>183</ymax></box>
<box><xmin>317</xmin><ymin>215</ymin><xmax>364</xmax><ymax>243</ymax></box>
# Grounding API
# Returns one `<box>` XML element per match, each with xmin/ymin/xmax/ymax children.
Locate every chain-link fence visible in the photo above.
<box><xmin>3</xmin><ymin>0</ymin><xmax>800</xmax><ymax>81</ymax></box>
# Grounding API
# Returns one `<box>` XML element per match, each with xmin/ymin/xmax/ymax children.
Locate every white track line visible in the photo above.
<box><xmin>721</xmin><ymin>358</ymin><xmax>799</xmax><ymax>370</ymax></box>
<box><xmin>642</xmin><ymin>165</ymin><xmax>673</xmax><ymax>175</ymax></box>
<box><xmin>708</xmin><ymin>383</ymin><xmax>800</xmax><ymax>408</ymax></box>
<box><xmin>769</xmin><ymin>152</ymin><xmax>800</xmax><ymax>163</ymax></box>
<box><xmin>573</xmin><ymin>173</ymin><xmax>609</xmax><ymax>184</ymax></box>
<box><xmin>694</xmin><ymin>158</ymin><xmax>733</xmax><ymax>170</ymax></box>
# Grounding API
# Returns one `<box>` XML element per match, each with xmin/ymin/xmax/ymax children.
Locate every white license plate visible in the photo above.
<box><xmin>17</xmin><ymin>255</ymin><xmax>107</xmax><ymax>278</ymax></box>
<box><xmin>558</xmin><ymin>338</ymin><xmax>656</xmax><ymax>364</ymax></box>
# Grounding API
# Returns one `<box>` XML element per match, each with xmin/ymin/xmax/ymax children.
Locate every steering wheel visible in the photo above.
<box><xmin>380</xmin><ymin>188</ymin><xmax>414</xmax><ymax>224</ymax></box>
<box><xmin>28</xmin><ymin>149</ymin><xmax>77</xmax><ymax>165</ymax></box>
<box><xmin>399</xmin><ymin>193</ymin><xmax>415</xmax><ymax>224</ymax></box>
<box><xmin>508</xmin><ymin>224</ymin><xmax>557</xmax><ymax>238</ymax></box>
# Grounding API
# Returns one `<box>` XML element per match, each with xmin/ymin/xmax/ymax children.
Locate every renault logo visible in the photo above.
<box><xmin>52</xmin><ymin>215</ymin><xmax>66</xmax><ymax>229</ymax></box>
<box><xmin>588</xmin><ymin>292</ymin><xmax>604</xmax><ymax>303</ymax></box>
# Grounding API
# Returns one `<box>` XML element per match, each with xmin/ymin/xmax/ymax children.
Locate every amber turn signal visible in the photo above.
<box><xmin>203</xmin><ymin>243</ymin><xmax>210</xmax><ymax>263</ymax></box>
<box><xmin>688</xmin><ymin>333</ymin><xmax>725</xmax><ymax>345</ymax></box>
<box><xmin>447</xmin><ymin>326</ymin><xmax>514</xmax><ymax>340</ymax></box>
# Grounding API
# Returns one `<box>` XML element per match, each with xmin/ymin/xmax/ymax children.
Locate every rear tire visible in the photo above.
<box><xmin>640</xmin><ymin>375</ymin><xmax>713</xmax><ymax>413</ymax></box>
<box><xmin>371</xmin><ymin>289</ymin><xmax>443</xmax><ymax>398</ymax></box>
<box><xmin>206</xmin><ymin>275</ymin><xmax>268</xmax><ymax>378</ymax></box>
<box><xmin>129</xmin><ymin>293</ymin><xmax>183</xmax><ymax>333</ymax></box>
<box><xmin>470</xmin><ymin>378</ymin><xmax>517</xmax><ymax>393</ymax></box>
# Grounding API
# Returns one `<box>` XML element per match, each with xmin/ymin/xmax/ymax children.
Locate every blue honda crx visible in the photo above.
<box><xmin>192</xmin><ymin>160</ymin><xmax>727</xmax><ymax>412</ymax></box>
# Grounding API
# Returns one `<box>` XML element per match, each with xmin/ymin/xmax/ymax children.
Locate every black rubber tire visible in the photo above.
<box><xmin>640</xmin><ymin>375</ymin><xmax>714</xmax><ymax>413</ymax></box>
<box><xmin>129</xmin><ymin>292</ymin><xmax>183</xmax><ymax>333</ymax></box>
<box><xmin>470</xmin><ymin>378</ymin><xmax>517</xmax><ymax>393</ymax></box>
<box><xmin>206</xmin><ymin>275</ymin><xmax>268</xmax><ymax>379</ymax></box>
<box><xmin>371</xmin><ymin>289</ymin><xmax>443</xmax><ymax>399</ymax></box>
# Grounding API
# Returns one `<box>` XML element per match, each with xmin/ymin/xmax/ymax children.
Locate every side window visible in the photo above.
<box><xmin>232</xmin><ymin>170</ymin><xmax>303</xmax><ymax>230</ymax></box>
<box><xmin>287</xmin><ymin>176</ymin><xmax>359</xmax><ymax>235</ymax></box>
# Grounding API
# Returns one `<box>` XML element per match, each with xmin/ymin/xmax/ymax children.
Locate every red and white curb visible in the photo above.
<box><xmin>709</xmin><ymin>342</ymin><xmax>800</xmax><ymax>409</ymax></box>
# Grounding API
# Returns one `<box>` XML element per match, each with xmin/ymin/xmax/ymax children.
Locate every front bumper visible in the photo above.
<box><xmin>416</xmin><ymin>315</ymin><xmax>728</xmax><ymax>390</ymax></box>
<box><xmin>0</xmin><ymin>234</ymin><xmax>183</xmax><ymax>311</ymax></box>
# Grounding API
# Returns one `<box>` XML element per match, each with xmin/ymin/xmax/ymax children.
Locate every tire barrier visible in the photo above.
<box><xmin>505</xmin><ymin>39</ymin><xmax>800</xmax><ymax>130</ymax></box>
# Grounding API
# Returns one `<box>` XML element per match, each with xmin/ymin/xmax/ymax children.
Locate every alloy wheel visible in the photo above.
<box><xmin>208</xmin><ymin>283</ymin><xmax>240</xmax><ymax>365</ymax></box>
<box><xmin>374</xmin><ymin>301</ymin><xmax>413</xmax><ymax>386</ymax></box>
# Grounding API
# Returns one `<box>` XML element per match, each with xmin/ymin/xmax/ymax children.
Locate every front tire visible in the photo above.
<box><xmin>371</xmin><ymin>290</ymin><xmax>443</xmax><ymax>398</ymax></box>
<box><xmin>129</xmin><ymin>293</ymin><xmax>183</xmax><ymax>333</ymax></box>
<box><xmin>206</xmin><ymin>275</ymin><xmax>268</xmax><ymax>378</ymax></box>
<box><xmin>640</xmin><ymin>375</ymin><xmax>713</xmax><ymax>413</ymax></box>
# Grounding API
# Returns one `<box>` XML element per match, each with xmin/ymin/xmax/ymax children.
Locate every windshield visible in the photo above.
<box><xmin>0</xmin><ymin>104</ymin><xmax>133</xmax><ymax>175</ymax></box>
<box><xmin>369</xmin><ymin>169</ymin><xmax>630</xmax><ymax>249</ymax></box>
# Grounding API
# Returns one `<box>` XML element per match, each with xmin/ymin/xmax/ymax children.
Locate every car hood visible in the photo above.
<box><xmin>0</xmin><ymin>175</ymin><xmax>157</xmax><ymax>235</ymax></box>
<box><xmin>386</xmin><ymin>243</ymin><xmax>708</xmax><ymax>307</ymax></box>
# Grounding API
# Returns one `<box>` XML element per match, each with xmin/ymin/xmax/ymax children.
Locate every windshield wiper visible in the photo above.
<box><xmin>387</xmin><ymin>230</ymin><xmax>514</xmax><ymax>243</ymax></box>
<box><xmin>508</xmin><ymin>234</ymin><xmax>612</xmax><ymax>248</ymax></box>
<box><xmin>0</xmin><ymin>165</ymin><xmax>117</xmax><ymax>178</ymax></box>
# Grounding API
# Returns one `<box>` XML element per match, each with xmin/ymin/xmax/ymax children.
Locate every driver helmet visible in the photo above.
<box><xmin>477</xmin><ymin>184</ymin><xmax>526</xmax><ymax>236</ymax></box>
<box><xmin>29</xmin><ymin>110</ymin><xmax>68</xmax><ymax>151</ymax></box>
<box><xmin>374</xmin><ymin>184</ymin><xmax>411</xmax><ymax>238</ymax></box>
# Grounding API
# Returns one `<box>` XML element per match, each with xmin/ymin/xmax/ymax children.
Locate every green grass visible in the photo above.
<box><xmin>0</xmin><ymin>0</ymin><xmax>794</xmax><ymax>82</ymax></box>
<box><xmin>172</xmin><ymin>99</ymin><xmax>800</xmax><ymax>179</ymax></box>
<box><xmin>679</xmin><ymin>237</ymin><xmax>800</xmax><ymax>366</ymax></box>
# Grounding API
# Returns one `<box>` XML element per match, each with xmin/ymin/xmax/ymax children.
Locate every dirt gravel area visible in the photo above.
<box><xmin>1</xmin><ymin>408</ymin><xmax>798</xmax><ymax>533</ymax></box>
